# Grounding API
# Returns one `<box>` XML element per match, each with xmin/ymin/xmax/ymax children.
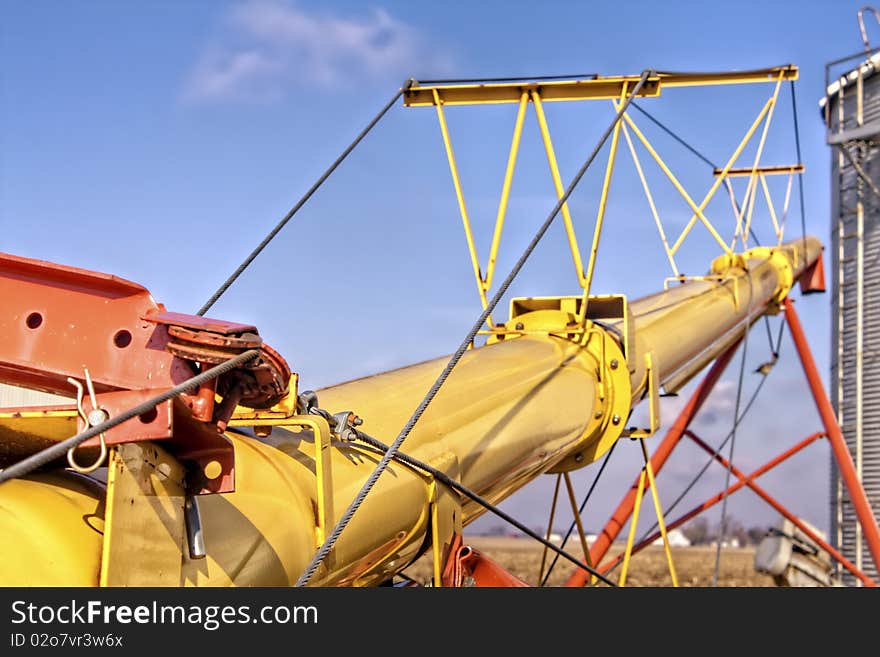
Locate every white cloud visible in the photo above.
<box><xmin>183</xmin><ymin>1</ymin><xmax>450</xmax><ymax>102</ymax></box>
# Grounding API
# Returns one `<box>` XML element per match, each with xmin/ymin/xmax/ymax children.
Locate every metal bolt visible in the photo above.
<box><xmin>574</xmin><ymin>452</ymin><xmax>584</xmax><ymax>463</ymax></box>
<box><xmin>594</xmin><ymin>411</ymin><xmax>603</xmax><ymax>419</ymax></box>
<box><xmin>254</xmin><ymin>425</ymin><xmax>272</xmax><ymax>438</ymax></box>
<box><xmin>612</xmin><ymin>414</ymin><xmax>621</xmax><ymax>425</ymax></box>
<box><xmin>515</xmin><ymin>322</ymin><xmax>524</xmax><ymax>330</ymax></box>
<box><xmin>610</xmin><ymin>358</ymin><xmax>619</xmax><ymax>370</ymax></box>
<box><xmin>87</xmin><ymin>408</ymin><xmax>108</xmax><ymax>426</ymax></box>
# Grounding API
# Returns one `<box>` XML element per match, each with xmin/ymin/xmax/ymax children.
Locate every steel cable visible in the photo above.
<box><xmin>0</xmin><ymin>350</ymin><xmax>260</xmax><ymax>485</ymax></box>
<box><xmin>352</xmin><ymin>431</ymin><xmax>617</xmax><ymax>587</ymax></box>
<box><xmin>538</xmin><ymin>441</ymin><xmax>618</xmax><ymax>587</ymax></box>
<box><xmin>294</xmin><ymin>70</ymin><xmax>655</xmax><ymax>587</ymax></box>
<box><xmin>197</xmin><ymin>84</ymin><xmax>411</xmax><ymax>317</ymax></box>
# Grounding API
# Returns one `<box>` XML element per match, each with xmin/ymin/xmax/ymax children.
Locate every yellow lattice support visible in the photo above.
<box><xmin>432</xmin><ymin>88</ymin><xmax>493</xmax><ymax>325</ymax></box>
<box><xmin>577</xmin><ymin>86</ymin><xmax>628</xmax><ymax>322</ymax></box>
<box><xmin>639</xmin><ymin>439</ymin><xmax>678</xmax><ymax>587</ymax></box>
<box><xmin>621</xmin><ymin>122</ymin><xmax>679</xmax><ymax>276</ymax></box>
<box><xmin>485</xmin><ymin>91</ymin><xmax>529</xmax><ymax>291</ymax></box>
<box><xmin>619</xmin><ymin>468</ymin><xmax>647</xmax><ymax>587</ymax></box>
<box><xmin>616</xmin><ymin>107</ymin><xmax>732</xmax><ymax>256</ymax></box>
<box><xmin>532</xmin><ymin>90</ymin><xmax>588</xmax><ymax>287</ymax></box>
<box><xmin>737</xmin><ymin>71</ymin><xmax>786</xmax><ymax>248</ymax></box>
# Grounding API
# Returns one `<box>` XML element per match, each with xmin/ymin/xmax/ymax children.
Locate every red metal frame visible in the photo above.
<box><xmin>783</xmin><ymin>297</ymin><xmax>880</xmax><ymax>572</ymax></box>
<box><xmin>563</xmin><ymin>295</ymin><xmax>880</xmax><ymax>587</ymax></box>
<box><xmin>441</xmin><ymin>535</ymin><xmax>530</xmax><ymax>587</ymax></box>
<box><xmin>0</xmin><ymin>253</ymin><xmax>292</xmax><ymax>494</ymax></box>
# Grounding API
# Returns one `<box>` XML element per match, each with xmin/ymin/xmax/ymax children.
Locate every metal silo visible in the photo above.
<box><xmin>823</xmin><ymin>47</ymin><xmax>880</xmax><ymax>585</ymax></box>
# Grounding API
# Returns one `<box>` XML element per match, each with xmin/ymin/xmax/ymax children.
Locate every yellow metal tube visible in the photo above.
<box><xmin>0</xmin><ymin>237</ymin><xmax>822</xmax><ymax>587</ymax></box>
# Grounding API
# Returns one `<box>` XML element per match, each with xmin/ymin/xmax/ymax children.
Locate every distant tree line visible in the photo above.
<box><xmin>681</xmin><ymin>516</ymin><xmax>767</xmax><ymax>546</ymax></box>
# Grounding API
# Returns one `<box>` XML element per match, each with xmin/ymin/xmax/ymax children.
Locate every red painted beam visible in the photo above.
<box><xmin>594</xmin><ymin>432</ymin><xmax>830</xmax><ymax>576</ymax></box>
<box><xmin>783</xmin><ymin>297</ymin><xmax>880</xmax><ymax>574</ymax></box>
<box><xmin>686</xmin><ymin>430</ymin><xmax>874</xmax><ymax>587</ymax></box>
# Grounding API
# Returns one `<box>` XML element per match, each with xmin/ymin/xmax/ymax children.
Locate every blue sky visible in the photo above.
<box><xmin>0</xmin><ymin>0</ymin><xmax>871</xmax><ymax>542</ymax></box>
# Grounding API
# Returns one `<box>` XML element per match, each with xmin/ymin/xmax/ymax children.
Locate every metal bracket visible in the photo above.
<box><xmin>623</xmin><ymin>352</ymin><xmax>659</xmax><ymax>439</ymax></box>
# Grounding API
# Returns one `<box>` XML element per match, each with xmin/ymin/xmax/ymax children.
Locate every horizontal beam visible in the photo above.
<box><xmin>404</xmin><ymin>76</ymin><xmax>661</xmax><ymax>107</ymax></box>
<box><xmin>657</xmin><ymin>65</ymin><xmax>798</xmax><ymax>87</ymax></box>
<box><xmin>713</xmin><ymin>164</ymin><xmax>805</xmax><ymax>177</ymax></box>
<box><xmin>403</xmin><ymin>66</ymin><xmax>798</xmax><ymax>107</ymax></box>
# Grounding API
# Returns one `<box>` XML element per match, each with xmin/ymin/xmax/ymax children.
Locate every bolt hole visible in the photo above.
<box><xmin>113</xmin><ymin>329</ymin><xmax>132</xmax><ymax>348</ymax></box>
<box><xmin>138</xmin><ymin>408</ymin><xmax>158</xmax><ymax>424</ymax></box>
<box><xmin>25</xmin><ymin>312</ymin><xmax>43</xmax><ymax>329</ymax></box>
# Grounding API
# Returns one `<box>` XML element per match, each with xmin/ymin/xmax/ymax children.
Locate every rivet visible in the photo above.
<box><xmin>610</xmin><ymin>359</ymin><xmax>619</xmax><ymax>369</ymax></box>
<box><xmin>612</xmin><ymin>414</ymin><xmax>621</xmax><ymax>425</ymax></box>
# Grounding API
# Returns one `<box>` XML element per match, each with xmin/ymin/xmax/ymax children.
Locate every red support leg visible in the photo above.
<box><xmin>564</xmin><ymin>339</ymin><xmax>742</xmax><ymax>587</ymax></box>
<box><xmin>595</xmin><ymin>433</ymin><xmax>826</xmax><ymax>574</ymax></box>
<box><xmin>783</xmin><ymin>297</ymin><xmax>880</xmax><ymax>573</ymax></box>
<box><xmin>686</xmin><ymin>430</ymin><xmax>875</xmax><ymax>586</ymax></box>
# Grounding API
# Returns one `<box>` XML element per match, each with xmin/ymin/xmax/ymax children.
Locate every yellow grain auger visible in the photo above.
<box><xmin>1</xmin><ymin>65</ymin><xmax>877</xmax><ymax>587</ymax></box>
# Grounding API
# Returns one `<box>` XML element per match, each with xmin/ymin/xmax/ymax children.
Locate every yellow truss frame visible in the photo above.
<box><xmin>407</xmin><ymin>65</ymin><xmax>803</xmax><ymax>322</ymax></box>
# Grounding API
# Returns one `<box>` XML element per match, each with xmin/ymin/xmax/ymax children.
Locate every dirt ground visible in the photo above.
<box><xmin>401</xmin><ymin>536</ymin><xmax>775</xmax><ymax>587</ymax></box>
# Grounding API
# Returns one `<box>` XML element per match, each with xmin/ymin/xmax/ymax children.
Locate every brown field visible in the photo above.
<box><xmin>401</xmin><ymin>536</ymin><xmax>775</xmax><ymax>587</ymax></box>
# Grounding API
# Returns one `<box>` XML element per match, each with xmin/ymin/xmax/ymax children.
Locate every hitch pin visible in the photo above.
<box><xmin>66</xmin><ymin>368</ymin><xmax>109</xmax><ymax>474</ymax></box>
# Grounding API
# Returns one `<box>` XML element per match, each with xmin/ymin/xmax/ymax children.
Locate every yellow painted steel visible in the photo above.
<box><xmin>402</xmin><ymin>66</ymin><xmax>797</xmax><ymax>108</ymax></box>
<box><xmin>563</xmin><ymin>471</ymin><xmax>594</xmax><ymax>581</ymax></box>
<box><xmin>621</xmin><ymin>122</ymin><xmax>680</xmax><ymax>277</ymax></box>
<box><xmin>485</xmin><ymin>91</ymin><xmax>529</xmax><ymax>292</ymax></box>
<box><xmin>616</xmin><ymin>106</ymin><xmax>734</xmax><ymax>256</ymax></box>
<box><xmin>0</xmin><ymin>472</ymin><xmax>103</xmax><ymax>585</ymax></box>
<box><xmin>669</xmin><ymin>96</ymin><xmax>776</xmax><ymax>254</ymax></box>
<box><xmin>532</xmin><ymin>90</ymin><xmax>587</xmax><ymax>287</ymax></box>
<box><xmin>714</xmin><ymin>164</ymin><xmax>804</xmax><ymax>177</ymax></box>
<box><xmin>537</xmin><ymin>473</ymin><xmax>562</xmax><ymax>583</ymax></box>
<box><xmin>737</xmin><ymin>72</ymin><xmax>786</xmax><ymax>248</ymax></box>
<box><xmin>405</xmin><ymin>75</ymin><xmax>662</xmax><ymax>107</ymax></box>
<box><xmin>577</xmin><ymin>85</ymin><xmax>627</xmax><ymax>322</ymax></box>
<box><xmin>0</xmin><ymin>236</ymin><xmax>822</xmax><ymax>587</ymax></box>
<box><xmin>619</xmin><ymin>468</ymin><xmax>647</xmax><ymax>587</ymax></box>
<box><xmin>639</xmin><ymin>439</ymin><xmax>678</xmax><ymax>587</ymax></box>
<box><xmin>432</xmin><ymin>88</ymin><xmax>493</xmax><ymax>322</ymax></box>
<box><xmin>0</xmin><ymin>407</ymin><xmax>78</xmax><ymax>466</ymax></box>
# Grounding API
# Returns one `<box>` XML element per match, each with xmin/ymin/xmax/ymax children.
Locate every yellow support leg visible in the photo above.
<box><xmin>640</xmin><ymin>439</ymin><xmax>678</xmax><ymax>587</ymax></box>
<box><xmin>485</xmin><ymin>91</ymin><xmax>528</xmax><ymax>292</ymax></box>
<box><xmin>619</xmin><ymin>468</ymin><xmax>647</xmax><ymax>587</ymax></box>
<box><xmin>431</xmin><ymin>88</ymin><xmax>493</xmax><ymax>325</ymax></box>
<box><xmin>562</xmin><ymin>472</ymin><xmax>595</xmax><ymax>584</ymax></box>
<box><xmin>531</xmin><ymin>90</ymin><xmax>587</xmax><ymax>287</ymax></box>
<box><xmin>429</xmin><ymin>480</ymin><xmax>443</xmax><ymax>587</ymax></box>
<box><xmin>538</xmin><ymin>473</ymin><xmax>562</xmax><ymax>584</ymax></box>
